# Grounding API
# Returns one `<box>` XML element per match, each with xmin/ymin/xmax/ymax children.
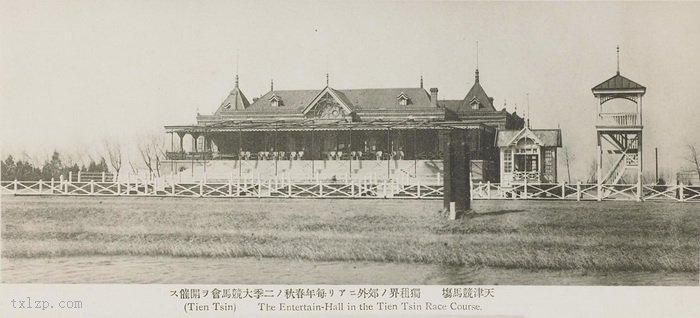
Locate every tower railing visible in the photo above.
<box><xmin>597</xmin><ymin>112</ymin><xmax>638</xmax><ymax>126</ymax></box>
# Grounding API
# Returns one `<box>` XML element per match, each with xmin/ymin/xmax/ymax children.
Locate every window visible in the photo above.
<box><xmin>269</xmin><ymin>94</ymin><xmax>282</xmax><ymax>107</ymax></box>
<box><xmin>470</xmin><ymin>97</ymin><xmax>480</xmax><ymax>110</ymax></box>
<box><xmin>503</xmin><ymin>149</ymin><xmax>513</xmax><ymax>173</ymax></box>
<box><xmin>396</xmin><ymin>92</ymin><xmax>410</xmax><ymax>106</ymax></box>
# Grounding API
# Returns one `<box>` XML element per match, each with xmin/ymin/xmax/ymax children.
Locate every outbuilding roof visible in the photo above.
<box><xmin>496</xmin><ymin>128</ymin><xmax>562</xmax><ymax>147</ymax></box>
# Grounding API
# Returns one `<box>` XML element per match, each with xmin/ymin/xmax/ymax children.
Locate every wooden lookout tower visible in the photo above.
<box><xmin>592</xmin><ymin>47</ymin><xmax>646</xmax><ymax>185</ymax></box>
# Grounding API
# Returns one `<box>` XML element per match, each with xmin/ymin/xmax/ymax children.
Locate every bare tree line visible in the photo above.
<box><xmin>2</xmin><ymin>133</ymin><xmax>168</xmax><ymax>181</ymax></box>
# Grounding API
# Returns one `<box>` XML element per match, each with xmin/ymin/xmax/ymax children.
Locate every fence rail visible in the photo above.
<box><xmin>1</xmin><ymin>179</ymin><xmax>698</xmax><ymax>202</ymax></box>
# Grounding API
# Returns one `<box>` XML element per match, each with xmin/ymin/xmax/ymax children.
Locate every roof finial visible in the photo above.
<box><xmin>270</xmin><ymin>79</ymin><xmax>274</xmax><ymax>92</ymax></box>
<box><xmin>475</xmin><ymin>41</ymin><xmax>479</xmax><ymax>82</ymax></box>
<box><xmin>235</xmin><ymin>50</ymin><xmax>240</xmax><ymax>87</ymax></box>
<box><xmin>326</xmin><ymin>72</ymin><xmax>329</xmax><ymax>86</ymax></box>
<box><xmin>420</xmin><ymin>74</ymin><xmax>424</xmax><ymax>88</ymax></box>
<box><xmin>616</xmin><ymin>45</ymin><xmax>620</xmax><ymax>75</ymax></box>
<box><xmin>526</xmin><ymin>93</ymin><xmax>531</xmax><ymax>129</ymax></box>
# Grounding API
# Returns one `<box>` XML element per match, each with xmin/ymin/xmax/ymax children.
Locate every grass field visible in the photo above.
<box><xmin>1</xmin><ymin>195</ymin><xmax>699</xmax><ymax>281</ymax></box>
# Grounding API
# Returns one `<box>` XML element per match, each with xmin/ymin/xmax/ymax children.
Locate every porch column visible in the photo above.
<box><xmin>238</xmin><ymin>129</ymin><xmax>243</xmax><ymax>179</ymax></box>
<box><xmin>176</xmin><ymin>132</ymin><xmax>185</xmax><ymax>152</ymax></box>
<box><xmin>311</xmin><ymin>129</ymin><xmax>315</xmax><ymax>178</ymax></box>
<box><xmin>413</xmin><ymin>128</ymin><xmax>418</xmax><ymax>177</ymax></box>
<box><xmin>386</xmin><ymin>128</ymin><xmax>391</xmax><ymax>179</ymax></box>
<box><xmin>274</xmin><ymin>129</ymin><xmax>278</xmax><ymax>176</ymax></box>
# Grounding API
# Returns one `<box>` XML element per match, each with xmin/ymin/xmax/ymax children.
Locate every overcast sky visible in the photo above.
<box><xmin>1</xmin><ymin>0</ymin><xmax>699</xmax><ymax>179</ymax></box>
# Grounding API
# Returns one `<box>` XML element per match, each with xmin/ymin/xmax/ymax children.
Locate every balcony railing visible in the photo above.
<box><xmin>597</xmin><ymin>113</ymin><xmax>639</xmax><ymax>126</ymax></box>
<box><xmin>512</xmin><ymin>171</ymin><xmax>540</xmax><ymax>183</ymax></box>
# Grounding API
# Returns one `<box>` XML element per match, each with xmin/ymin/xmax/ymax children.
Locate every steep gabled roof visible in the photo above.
<box><xmin>462</xmin><ymin>81</ymin><xmax>496</xmax><ymax>111</ymax></box>
<box><xmin>592</xmin><ymin>73</ymin><xmax>646</xmax><ymax>92</ymax></box>
<box><xmin>213</xmin><ymin>76</ymin><xmax>251</xmax><ymax>114</ymax></box>
<box><xmin>496</xmin><ymin>128</ymin><xmax>562</xmax><ymax>147</ymax></box>
<box><xmin>302</xmin><ymin>87</ymin><xmax>355</xmax><ymax>115</ymax></box>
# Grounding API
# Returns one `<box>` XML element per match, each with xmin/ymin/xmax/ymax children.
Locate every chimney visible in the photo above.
<box><xmin>430</xmin><ymin>88</ymin><xmax>438</xmax><ymax>108</ymax></box>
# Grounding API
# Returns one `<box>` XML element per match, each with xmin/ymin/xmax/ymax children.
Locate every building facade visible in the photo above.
<box><xmin>163</xmin><ymin>70</ymin><xmax>523</xmax><ymax>183</ymax></box>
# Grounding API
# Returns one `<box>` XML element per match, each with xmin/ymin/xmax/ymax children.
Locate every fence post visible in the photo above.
<box><xmin>171</xmin><ymin>179</ymin><xmax>176</xmax><ymax>196</ymax></box>
<box><xmin>524</xmin><ymin>177</ymin><xmax>528</xmax><ymax>199</ymax></box>
<box><xmin>636</xmin><ymin>177</ymin><xmax>643</xmax><ymax>202</ymax></box>
<box><xmin>102</xmin><ymin>172</ymin><xmax>105</xmax><ymax>183</ymax></box>
<box><xmin>257</xmin><ymin>175</ymin><xmax>262</xmax><ymax>198</ymax></box>
<box><xmin>288</xmin><ymin>175</ymin><xmax>292</xmax><ymax>198</ymax></box>
<box><xmin>39</xmin><ymin>179</ymin><xmax>43</xmax><ymax>194</ymax></box>
<box><xmin>117</xmin><ymin>179</ymin><xmax>121</xmax><ymax>196</ymax></box>
<box><xmin>486</xmin><ymin>181</ymin><xmax>491</xmax><ymax>199</ymax></box>
<box><xmin>560</xmin><ymin>182</ymin><xmax>565</xmax><ymax>199</ymax></box>
<box><xmin>69</xmin><ymin>171</ymin><xmax>73</xmax><ymax>183</ymax></box>
<box><xmin>78</xmin><ymin>170</ymin><xmax>82</xmax><ymax>182</ymax></box>
<box><xmin>680</xmin><ymin>183</ymin><xmax>685</xmax><ymax>202</ymax></box>
<box><xmin>228</xmin><ymin>179</ymin><xmax>232</xmax><ymax>197</ymax></box>
<box><xmin>576</xmin><ymin>181</ymin><xmax>581</xmax><ymax>201</ymax></box>
<box><xmin>90</xmin><ymin>180</ymin><xmax>94</xmax><ymax>194</ymax></box>
<box><xmin>417</xmin><ymin>178</ymin><xmax>421</xmax><ymax>198</ymax></box>
<box><xmin>319</xmin><ymin>178</ymin><xmax>323</xmax><ymax>197</ymax></box>
<box><xmin>597</xmin><ymin>182</ymin><xmax>602</xmax><ymax>201</ymax></box>
<box><xmin>199</xmin><ymin>179</ymin><xmax>203</xmax><ymax>197</ymax></box>
<box><xmin>51</xmin><ymin>178</ymin><xmax>55</xmax><ymax>194</ymax></box>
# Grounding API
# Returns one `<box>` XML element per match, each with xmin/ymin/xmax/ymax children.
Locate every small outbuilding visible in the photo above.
<box><xmin>496</xmin><ymin>127</ymin><xmax>562</xmax><ymax>184</ymax></box>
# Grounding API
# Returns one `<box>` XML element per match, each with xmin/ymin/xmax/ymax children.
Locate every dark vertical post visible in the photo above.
<box><xmin>274</xmin><ymin>129</ymin><xmax>278</xmax><ymax>176</ymax></box>
<box><xmin>238</xmin><ymin>129</ymin><xmax>243</xmax><ymax>180</ymax></box>
<box><xmin>170</xmin><ymin>132</ymin><xmax>174</xmax><ymax>174</ymax></box>
<box><xmin>349</xmin><ymin>128</ymin><xmax>353</xmax><ymax>178</ymax></box>
<box><xmin>443</xmin><ymin>128</ymin><xmax>471</xmax><ymax>218</ymax></box>
<box><xmin>413</xmin><ymin>128</ymin><xmax>417</xmax><ymax>177</ymax></box>
<box><xmin>655</xmin><ymin>147</ymin><xmax>658</xmax><ymax>182</ymax></box>
<box><xmin>311</xmin><ymin>129</ymin><xmax>315</xmax><ymax>179</ymax></box>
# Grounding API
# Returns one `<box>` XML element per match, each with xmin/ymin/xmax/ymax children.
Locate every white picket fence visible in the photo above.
<box><xmin>470</xmin><ymin>181</ymin><xmax>700</xmax><ymax>202</ymax></box>
<box><xmin>1</xmin><ymin>178</ymin><xmax>698</xmax><ymax>202</ymax></box>
<box><xmin>0</xmin><ymin>178</ymin><xmax>444</xmax><ymax>200</ymax></box>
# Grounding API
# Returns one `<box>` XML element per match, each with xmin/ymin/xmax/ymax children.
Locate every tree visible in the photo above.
<box><xmin>137</xmin><ymin>133</ymin><xmax>166</xmax><ymax>179</ymax></box>
<box><xmin>562</xmin><ymin>146</ymin><xmax>574</xmax><ymax>183</ymax></box>
<box><xmin>1</xmin><ymin>155</ymin><xmax>16</xmax><ymax>181</ymax></box>
<box><xmin>40</xmin><ymin>151</ymin><xmax>63</xmax><ymax>180</ymax></box>
<box><xmin>103</xmin><ymin>138</ymin><xmax>123</xmax><ymax>179</ymax></box>
<box><xmin>686</xmin><ymin>143</ymin><xmax>700</xmax><ymax>181</ymax></box>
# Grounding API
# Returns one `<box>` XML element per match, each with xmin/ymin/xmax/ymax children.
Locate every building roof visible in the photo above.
<box><xmin>237</xmin><ymin>87</ymin><xmax>433</xmax><ymax>113</ymax></box>
<box><xmin>496</xmin><ymin>128</ymin><xmax>562</xmax><ymax>147</ymax></box>
<box><xmin>441</xmin><ymin>70</ymin><xmax>497</xmax><ymax>114</ymax></box>
<box><xmin>592</xmin><ymin>73</ymin><xmax>646</xmax><ymax>92</ymax></box>
<box><xmin>214</xmin><ymin>76</ymin><xmax>250</xmax><ymax>114</ymax></box>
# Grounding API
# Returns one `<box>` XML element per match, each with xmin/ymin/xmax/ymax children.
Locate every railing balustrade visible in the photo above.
<box><xmin>598</xmin><ymin>113</ymin><xmax>639</xmax><ymax>126</ymax></box>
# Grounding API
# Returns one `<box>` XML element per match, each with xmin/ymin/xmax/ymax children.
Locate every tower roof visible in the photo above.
<box><xmin>462</xmin><ymin>70</ymin><xmax>496</xmax><ymax>111</ymax></box>
<box><xmin>592</xmin><ymin>73</ymin><xmax>646</xmax><ymax>93</ymax></box>
<box><xmin>215</xmin><ymin>76</ymin><xmax>250</xmax><ymax>113</ymax></box>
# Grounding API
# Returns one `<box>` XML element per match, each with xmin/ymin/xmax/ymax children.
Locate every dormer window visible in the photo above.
<box><xmin>470</xmin><ymin>97</ymin><xmax>480</xmax><ymax>110</ymax></box>
<box><xmin>397</xmin><ymin>92</ymin><xmax>410</xmax><ymax>106</ymax></box>
<box><xmin>269</xmin><ymin>94</ymin><xmax>283</xmax><ymax>107</ymax></box>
